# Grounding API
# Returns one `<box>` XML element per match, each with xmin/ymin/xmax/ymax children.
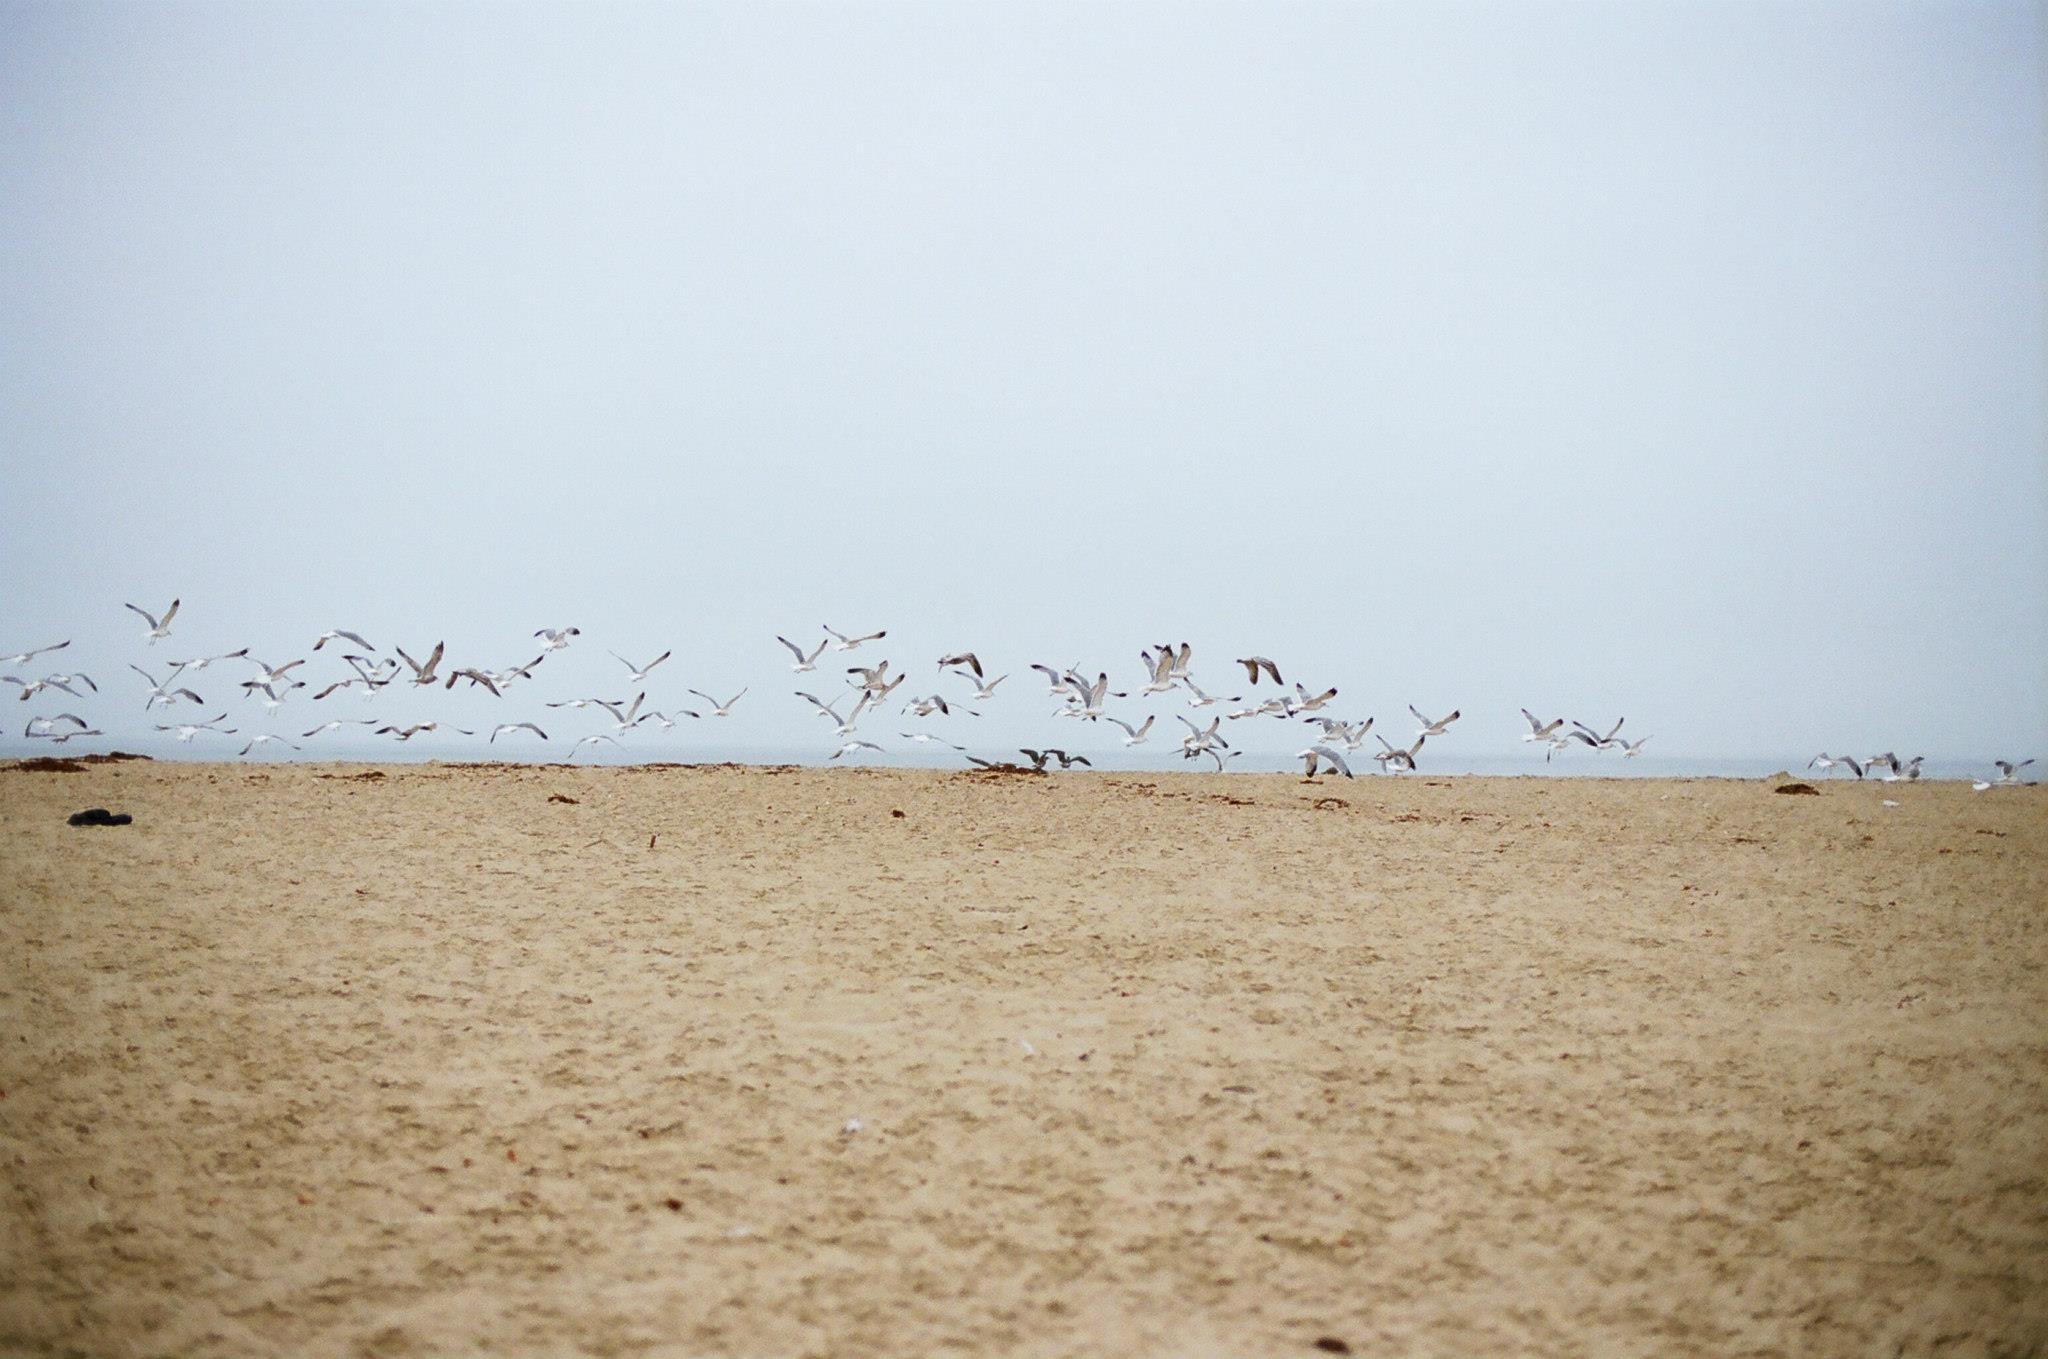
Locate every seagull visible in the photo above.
<box><xmin>1995</xmin><ymin>759</ymin><xmax>2035</xmax><ymax>785</ymax></box>
<box><xmin>1198</xmin><ymin>747</ymin><xmax>1243</xmax><ymax>773</ymax></box>
<box><xmin>1863</xmin><ymin>752</ymin><xmax>1901</xmax><ymax>779</ymax></box>
<box><xmin>1105</xmin><ymin>715</ymin><xmax>1155</xmax><ymax>746</ymax></box>
<box><xmin>545</xmin><ymin>696</ymin><xmax>616</xmax><ymax>711</ymax></box>
<box><xmin>535</xmin><ymin>626</ymin><xmax>581</xmax><ymax>652</ymax></box>
<box><xmin>247</xmin><ymin>656</ymin><xmax>306</xmax><ymax>688</ymax></box>
<box><xmin>1140</xmin><ymin>649</ymin><xmax>1178</xmax><ymax>695</ymax></box>
<box><xmin>847</xmin><ymin>660</ymin><xmax>893</xmax><ymax>694</ymax></box>
<box><xmin>1807</xmin><ymin>753</ymin><xmax>1862</xmax><ymax>779</ymax></box>
<box><xmin>239</xmin><ymin>679</ymin><xmax>299</xmax><ymax>715</ymax></box>
<box><xmin>568</xmin><ymin>733</ymin><xmax>620</xmax><ymax>759</ymax></box>
<box><xmin>1571</xmin><ymin>717</ymin><xmax>1624</xmax><ymax>749</ymax></box>
<box><xmin>938</xmin><ymin>651</ymin><xmax>982</xmax><ymax>678</ymax></box>
<box><xmin>28</xmin><ymin>716</ymin><xmax>101</xmax><ymax>742</ymax></box>
<box><xmin>239</xmin><ymin>734</ymin><xmax>301</xmax><ymax>757</ymax></box>
<box><xmin>797</xmin><ymin>690</ymin><xmax>851</xmax><ymax>723</ymax></box>
<box><xmin>900</xmin><ymin>732</ymin><xmax>967</xmax><ymax>750</ymax></box>
<box><xmin>170</xmin><ymin>647</ymin><xmax>249</xmax><ymax>672</ymax></box>
<box><xmin>1059</xmin><ymin>672</ymin><xmax>1121</xmax><ymax>719</ymax></box>
<box><xmin>1411</xmin><ymin>706</ymin><xmax>1462</xmax><ymax>738</ymax></box>
<box><xmin>632</xmin><ymin>708</ymin><xmax>696</xmax><ymax>731</ymax></box>
<box><xmin>157</xmin><ymin>712</ymin><xmax>236</xmax><ymax>741</ymax></box>
<box><xmin>4</xmin><ymin>674</ymin><xmax>91</xmax><ymax>701</ymax></box>
<box><xmin>491</xmin><ymin>655</ymin><xmax>548</xmax><ymax>685</ymax></box>
<box><xmin>1182</xmin><ymin>680</ymin><xmax>1239</xmax><ymax>708</ymax></box>
<box><xmin>1236</xmin><ymin>656</ymin><xmax>1283</xmax><ymax>686</ymax></box>
<box><xmin>1619</xmin><ymin>736</ymin><xmax>1651</xmax><ymax>758</ymax></box>
<box><xmin>777</xmin><ymin>636</ymin><xmax>830</xmax><ymax>672</ymax></box>
<box><xmin>955</xmin><ymin>670</ymin><xmax>1007</xmax><ymax>700</ymax></box>
<box><xmin>904</xmin><ymin>694</ymin><xmax>977</xmax><ymax>718</ymax></box>
<box><xmin>312</xmin><ymin>676</ymin><xmax>380</xmax><ymax>701</ymax></box>
<box><xmin>312</xmin><ymin>629</ymin><xmax>375</xmax><ymax>653</ymax></box>
<box><xmin>443</xmin><ymin>667</ymin><xmax>503</xmax><ymax>696</ymax></box>
<box><xmin>1375</xmin><ymin>733</ymin><xmax>1425</xmax><ymax>772</ymax></box>
<box><xmin>132</xmin><ymin>663</ymin><xmax>204</xmax><ymax>709</ymax></box>
<box><xmin>1297</xmin><ymin>745</ymin><xmax>1354</xmax><ymax>778</ymax></box>
<box><xmin>1018</xmin><ymin>749</ymin><xmax>1054</xmax><ymax>771</ymax></box>
<box><xmin>1972</xmin><ymin>779</ymin><xmax>1995</xmax><ymax>792</ymax></box>
<box><xmin>302</xmin><ymin>719</ymin><xmax>379</xmax><ymax>738</ymax></box>
<box><xmin>2</xmin><ymin>640</ymin><xmax>69</xmax><ymax>667</ymax></box>
<box><xmin>1882</xmin><ymin>755</ymin><xmax>1923</xmax><ymax>783</ymax></box>
<box><xmin>824</xmin><ymin>625</ymin><xmax>887</xmax><ymax>652</ymax></box>
<box><xmin>688</xmin><ymin>688</ymin><xmax>747</xmax><ymax>717</ymax></box>
<box><xmin>490</xmin><ymin>722</ymin><xmax>549</xmax><ymax>743</ymax></box>
<box><xmin>1291</xmin><ymin>684</ymin><xmax>1339</xmax><ymax>712</ymax></box>
<box><xmin>376</xmin><ymin>722</ymin><xmax>472</xmax><ymax>741</ymax></box>
<box><xmin>396</xmin><ymin>642</ymin><xmax>445</xmax><ymax>686</ymax></box>
<box><xmin>1049</xmin><ymin>750</ymin><xmax>1092</xmax><ymax>769</ymax></box>
<box><xmin>1521</xmin><ymin>709</ymin><xmax>1564</xmax><ymax>742</ymax></box>
<box><xmin>596</xmin><ymin>693</ymin><xmax>649</xmax><ymax>733</ymax></box>
<box><xmin>1029</xmin><ymin>663</ymin><xmax>1073</xmax><ymax>695</ymax></box>
<box><xmin>125</xmin><ymin>598</ymin><xmax>180</xmax><ymax>643</ymax></box>
<box><xmin>610</xmin><ymin>650</ymin><xmax>672</xmax><ymax>685</ymax></box>
<box><xmin>1177</xmin><ymin>715</ymin><xmax>1230</xmax><ymax>756</ymax></box>
<box><xmin>831</xmin><ymin>740</ymin><xmax>885</xmax><ymax>760</ymax></box>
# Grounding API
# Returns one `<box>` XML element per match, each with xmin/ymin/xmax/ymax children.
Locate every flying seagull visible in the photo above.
<box><xmin>831</xmin><ymin>740</ymin><xmax>885</xmax><ymax>760</ymax></box>
<box><xmin>126</xmin><ymin>598</ymin><xmax>180</xmax><ymax>643</ymax></box>
<box><xmin>132</xmin><ymin>664</ymin><xmax>203</xmax><ymax>709</ymax></box>
<box><xmin>1806</xmin><ymin>753</ymin><xmax>1862</xmax><ymax>779</ymax></box>
<box><xmin>1995</xmin><ymin>759</ymin><xmax>2035</xmax><ymax>785</ymax></box>
<box><xmin>1410</xmin><ymin>706</ymin><xmax>1461</xmax><ymax>738</ymax></box>
<box><xmin>1105</xmin><ymin>715</ymin><xmax>1155</xmax><ymax>746</ymax></box>
<box><xmin>777</xmin><ymin>635</ymin><xmax>830</xmax><ymax>672</ymax></box>
<box><xmin>937</xmin><ymin>651</ymin><xmax>982</xmax><ymax>678</ymax></box>
<box><xmin>1297</xmin><ymin>745</ymin><xmax>1354</xmax><ymax>778</ymax></box>
<box><xmin>687</xmin><ymin>688</ymin><xmax>747</xmax><ymax>717</ymax></box>
<box><xmin>535</xmin><ymin>626</ymin><xmax>581</xmax><ymax>652</ymax></box>
<box><xmin>1</xmin><ymin>640</ymin><xmax>69</xmax><ymax>667</ymax></box>
<box><xmin>900</xmin><ymin>732</ymin><xmax>967</xmax><ymax>750</ymax></box>
<box><xmin>239</xmin><ymin>734</ymin><xmax>301</xmax><ymax>757</ymax></box>
<box><xmin>1236</xmin><ymin>656</ymin><xmax>1283</xmax><ymax>686</ymax></box>
<box><xmin>1521</xmin><ymin>709</ymin><xmax>1564</xmax><ymax>742</ymax></box>
<box><xmin>303</xmin><ymin>719</ymin><xmax>379</xmax><ymax>738</ymax></box>
<box><xmin>396</xmin><ymin>643</ymin><xmax>445</xmax><ymax>686</ymax></box>
<box><xmin>824</xmin><ymin>624</ymin><xmax>886</xmax><ymax>651</ymax></box>
<box><xmin>156</xmin><ymin>712</ymin><xmax>235</xmax><ymax>742</ymax></box>
<box><xmin>610</xmin><ymin>650</ymin><xmax>671</xmax><ymax>684</ymax></box>
<box><xmin>312</xmin><ymin>629</ymin><xmax>375</xmax><ymax>652</ymax></box>
<box><xmin>491</xmin><ymin>722</ymin><xmax>549</xmax><ymax>743</ymax></box>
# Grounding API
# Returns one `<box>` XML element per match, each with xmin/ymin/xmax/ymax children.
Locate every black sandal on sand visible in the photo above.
<box><xmin>67</xmin><ymin>808</ymin><xmax>134</xmax><ymax>827</ymax></box>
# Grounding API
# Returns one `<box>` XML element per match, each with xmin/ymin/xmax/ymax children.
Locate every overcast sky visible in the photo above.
<box><xmin>1</xmin><ymin>0</ymin><xmax>2042</xmax><ymax>766</ymax></box>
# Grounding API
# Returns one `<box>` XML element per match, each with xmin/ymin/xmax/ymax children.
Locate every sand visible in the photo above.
<box><xmin>2</xmin><ymin>761</ymin><xmax>2044</xmax><ymax>1357</ymax></box>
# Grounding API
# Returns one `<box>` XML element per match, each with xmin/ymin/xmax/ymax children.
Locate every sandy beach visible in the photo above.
<box><xmin>2</xmin><ymin>760</ymin><xmax>2043</xmax><ymax>1357</ymax></box>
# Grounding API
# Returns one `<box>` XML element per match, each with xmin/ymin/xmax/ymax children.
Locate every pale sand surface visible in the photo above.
<box><xmin>2</xmin><ymin>762</ymin><xmax>2044</xmax><ymax>1358</ymax></box>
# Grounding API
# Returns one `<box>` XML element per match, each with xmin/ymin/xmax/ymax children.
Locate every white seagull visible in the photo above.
<box><xmin>1105</xmin><ymin>715</ymin><xmax>1155</xmax><ymax>746</ymax></box>
<box><xmin>900</xmin><ymin>732</ymin><xmax>967</xmax><ymax>750</ymax></box>
<box><xmin>824</xmin><ymin>625</ymin><xmax>887</xmax><ymax>652</ymax></box>
<box><xmin>831</xmin><ymin>740</ymin><xmax>885</xmax><ymax>760</ymax></box>
<box><xmin>535</xmin><ymin>626</ymin><xmax>581</xmax><ymax>652</ymax></box>
<box><xmin>125</xmin><ymin>598</ymin><xmax>180</xmax><ymax>643</ymax></box>
<box><xmin>777</xmin><ymin>635</ymin><xmax>830</xmax><ymax>672</ymax></box>
<box><xmin>312</xmin><ymin>629</ymin><xmax>375</xmax><ymax>652</ymax></box>
<box><xmin>491</xmin><ymin>722</ymin><xmax>549</xmax><ymax>743</ymax></box>
<box><xmin>610</xmin><ymin>650</ymin><xmax>672</xmax><ymax>685</ymax></box>
<box><xmin>688</xmin><ymin>688</ymin><xmax>747</xmax><ymax>717</ymax></box>
<box><xmin>302</xmin><ymin>719</ymin><xmax>379</xmax><ymax>738</ymax></box>
<box><xmin>132</xmin><ymin>663</ymin><xmax>203</xmax><ymax>709</ymax></box>
<box><xmin>1410</xmin><ymin>706</ymin><xmax>1461</xmax><ymax>738</ymax></box>
<box><xmin>239</xmin><ymin>734</ymin><xmax>301</xmax><ymax>757</ymax></box>
<box><xmin>157</xmin><ymin>712</ymin><xmax>236</xmax><ymax>742</ymax></box>
<box><xmin>1297</xmin><ymin>745</ymin><xmax>1354</xmax><ymax>778</ymax></box>
<box><xmin>1521</xmin><ymin>709</ymin><xmax>1564</xmax><ymax>742</ymax></box>
<box><xmin>1994</xmin><ymin>759</ymin><xmax>2034</xmax><ymax>785</ymax></box>
<box><xmin>2</xmin><ymin>640</ymin><xmax>69</xmax><ymax>667</ymax></box>
<box><xmin>396</xmin><ymin>642</ymin><xmax>446</xmax><ymax>686</ymax></box>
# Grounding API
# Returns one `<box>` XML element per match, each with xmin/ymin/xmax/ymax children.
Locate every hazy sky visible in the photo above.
<box><xmin>1</xmin><ymin>0</ymin><xmax>2042</xmax><ymax>764</ymax></box>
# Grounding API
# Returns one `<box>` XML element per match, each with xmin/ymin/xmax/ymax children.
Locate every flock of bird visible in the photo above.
<box><xmin>1</xmin><ymin>599</ymin><xmax>2034</xmax><ymax>785</ymax></box>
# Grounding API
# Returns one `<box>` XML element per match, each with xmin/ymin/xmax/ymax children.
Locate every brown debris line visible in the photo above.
<box><xmin>7</xmin><ymin>757</ymin><xmax>87</xmax><ymax>773</ymax></box>
<box><xmin>0</xmin><ymin>765</ymin><xmax>2043</xmax><ymax>1358</ymax></box>
<box><xmin>1775</xmin><ymin>781</ymin><xmax>1822</xmax><ymax>795</ymax></box>
<box><xmin>313</xmin><ymin>770</ymin><xmax>387</xmax><ymax>782</ymax></box>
